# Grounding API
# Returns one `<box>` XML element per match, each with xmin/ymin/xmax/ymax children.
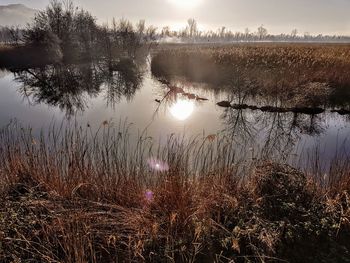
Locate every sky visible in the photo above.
<box><xmin>0</xmin><ymin>0</ymin><xmax>349</xmax><ymax>35</ymax></box>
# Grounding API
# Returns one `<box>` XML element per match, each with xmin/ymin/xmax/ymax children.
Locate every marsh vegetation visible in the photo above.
<box><xmin>0</xmin><ymin>1</ymin><xmax>350</xmax><ymax>262</ymax></box>
<box><xmin>152</xmin><ymin>44</ymin><xmax>350</xmax><ymax>111</ymax></box>
<box><xmin>0</xmin><ymin>123</ymin><xmax>349</xmax><ymax>262</ymax></box>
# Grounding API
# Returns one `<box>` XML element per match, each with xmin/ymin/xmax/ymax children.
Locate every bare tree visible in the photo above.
<box><xmin>136</xmin><ymin>20</ymin><xmax>146</xmax><ymax>36</ymax></box>
<box><xmin>145</xmin><ymin>25</ymin><xmax>157</xmax><ymax>50</ymax></box>
<box><xmin>187</xmin><ymin>18</ymin><xmax>198</xmax><ymax>38</ymax></box>
<box><xmin>8</xmin><ymin>26</ymin><xmax>22</xmax><ymax>45</ymax></box>
<box><xmin>244</xmin><ymin>28</ymin><xmax>251</xmax><ymax>40</ymax></box>
<box><xmin>257</xmin><ymin>25</ymin><xmax>268</xmax><ymax>40</ymax></box>
<box><xmin>291</xmin><ymin>29</ymin><xmax>298</xmax><ymax>38</ymax></box>
<box><xmin>161</xmin><ymin>26</ymin><xmax>170</xmax><ymax>37</ymax></box>
<box><xmin>219</xmin><ymin>26</ymin><xmax>226</xmax><ymax>38</ymax></box>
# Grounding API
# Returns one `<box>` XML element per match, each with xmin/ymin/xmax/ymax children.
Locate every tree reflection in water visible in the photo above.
<box><xmin>13</xmin><ymin>59</ymin><xmax>144</xmax><ymax>116</ymax></box>
<box><xmin>221</xmin><ymin>107</ymin><xmax>326</xmax><ymax>161</ymax></box>
<box><xmin>150</xmin><ymin>78</ymin><xmax>331</xmax><ymax>162</ymax></box>
<box><xmin>104</xmin><ymin>59</ymin><xmax>143</xmax><ymax>108</ymax></box>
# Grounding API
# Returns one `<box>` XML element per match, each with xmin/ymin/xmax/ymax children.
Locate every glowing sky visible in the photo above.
<box><xmin>0</xmin><ymin>0</ymin><xmax>349</xmax><ymax>35</ymax></box>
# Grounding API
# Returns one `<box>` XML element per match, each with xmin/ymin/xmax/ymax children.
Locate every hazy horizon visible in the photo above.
<box><xmin>0</xmin><ymin>0</ymin><xmax>349</xmax><ymax>35</ymax></box>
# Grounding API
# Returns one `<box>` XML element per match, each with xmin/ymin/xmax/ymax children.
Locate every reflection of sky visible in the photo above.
<box><xmin>76</xmin><ymin>73</ymin><xmax>224</xmax><ymax>141</ymax></box>
<box><xmin>0</xmin><ymin>74</ymin><xmax>65</xmax><ymax>129</ymax></box>
<box><xmin>0</xmin><ymin>70</ymin><xmax>10</xmax><ymax>79</ymax></box>
<box><xmin>0</xmin><ymin>66</ymin><xmax>350</xmax><ymax>169</ymax></box>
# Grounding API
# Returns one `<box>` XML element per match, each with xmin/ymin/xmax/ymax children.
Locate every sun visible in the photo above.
<box><xmin>168</xmin><ymin>0</ymin><xmax>202</xmax><ymax>9</ymax></box>
<box><xmin>169</xmin><ymin>99</ymin><xmax>195</xmax><ymax>121</ymax></box>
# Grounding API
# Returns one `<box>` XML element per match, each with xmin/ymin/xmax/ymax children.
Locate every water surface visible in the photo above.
<box><xmin>0</xmin><ymin>62</ymin><xmax>349</xmax><ymax>168</ymax></box>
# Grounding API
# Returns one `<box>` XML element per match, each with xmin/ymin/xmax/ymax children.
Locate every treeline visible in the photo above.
<box><xmin>0</xmin><ymin>26</ymin><xmax>23</xmax><ymax>44</ymax></box>
<box><xmin>1</xmin><ymin>2</ymin><xmax>350</xmax><ymax>53</ymax></box>
<box><xmin>159</xmin><ymin>19</ymin><xmax>350</xmax><ymax>43</ymax></box>
<box><xmin>0</xmin><ymin>0</ymin><xmax>157</xmax><ymax>65</ymax></box>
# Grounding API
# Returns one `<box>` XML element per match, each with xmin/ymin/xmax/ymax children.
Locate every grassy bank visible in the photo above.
<box><xmin>0</xmin><ymin>44</ymin><xmax>62</xmax><ymax>70</ymax></box>
<box><xmin>151</xmin><ymin>44</ymin><xmax>350</xmax><ymax>109</ymax></box>
<box><xmin>0</xmin><ymin>123</ymin><xmax>349</xmax><ymax>262</ymax></box>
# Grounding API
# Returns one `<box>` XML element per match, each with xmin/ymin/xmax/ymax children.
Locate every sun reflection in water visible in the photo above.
<box><xmin>169</xmin><ymin>99</ymin><xmax>195</xmax><ymax>121</ymax></box>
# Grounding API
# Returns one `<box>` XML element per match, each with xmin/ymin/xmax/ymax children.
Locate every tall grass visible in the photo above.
<box><xmin>0</xmin><ymin>121</ymin><xmax>243</xmax><ymax>202</ymax></box>
<box><xmin>151</xmin><ymin>43</ymin><xmax>350</xmax><ymax>109</ymax></box>
<box><xmin>0</xmin><ymin>122</ymin><xmax>349</xmax><ymax>262</ymax></box>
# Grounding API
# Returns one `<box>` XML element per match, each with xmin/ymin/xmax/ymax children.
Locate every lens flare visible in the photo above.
<box><xmin>147</xmin><ymin>158</ymin><xmax>169</xmax><ymax>172</ymax></box>
<box><xmin>145</xmin><ymin>190</ymin><xmax>154</xmax><ymax>203</ymax></box>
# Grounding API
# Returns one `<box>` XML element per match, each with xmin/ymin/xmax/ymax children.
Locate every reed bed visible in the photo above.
<box><xmin>151</xmin><ymin>44</ymin><xmax>350</xmax><ymax>109</ymax></box>
<box><xmin>0</xmin><ymin>121</ymin><xmax>349</xmax><ymax>262</ymax></box>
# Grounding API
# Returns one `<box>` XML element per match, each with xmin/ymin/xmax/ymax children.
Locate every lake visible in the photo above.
<box><xmin>0</xmin><ymin>59</ymin><xmax>349</xmax><ymax>170</ymax></box>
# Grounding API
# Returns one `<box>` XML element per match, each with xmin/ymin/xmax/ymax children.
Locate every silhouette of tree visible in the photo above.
<box><xmin>257</xmin><ymin>25</ymin><xmax>268</xmax><ymax>40</ymax></box>
<box><xmin>187</xmin><ymin>18</ymin><xmax>198</xmax><ymax>39</ymax></box>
